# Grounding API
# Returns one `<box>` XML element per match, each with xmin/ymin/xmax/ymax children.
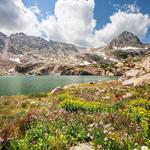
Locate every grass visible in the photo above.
<box><xmin>0</xmin><ymin>81</ymin><xmax>150</xmax><ymax>150</ymax></box>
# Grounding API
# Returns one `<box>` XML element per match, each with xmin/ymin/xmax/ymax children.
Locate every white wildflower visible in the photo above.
<box><xmin>104</xmin><ymin>137</ymin><xmax>108</xmax><ymax>142</ymax></box>
<box><xmin>88</xmin><ymin>123</ymin><xmax>95</xmax><ymax>128</ymax></box>
<box><xmin>103</xmin><ymin>129</ymin><xmax>108</xmax><ymax>134</ymax></box>
<box><xmin>141</xmin><ymin>146</ymin><xmax>148</xmax><ymax>150</ymax></box>
<box><xmin>108</xmin><ymin>131</ymin><xmax>112</xmax><ymax>134</ymax></box>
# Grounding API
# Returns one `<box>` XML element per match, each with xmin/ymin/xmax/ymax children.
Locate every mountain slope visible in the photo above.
<box><xmin>0</xmin><ymin>31</ymin><xmax>149</xmax><ymax>75</ymax></box>
<box><xmin>90</xmin><ymin>31</ymin><xmax>149</xmax><ymax>61</ymax></box>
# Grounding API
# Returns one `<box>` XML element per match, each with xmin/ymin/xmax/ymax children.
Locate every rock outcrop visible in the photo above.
<box><xmin>0</xmin><ymin>31</ymin><xmax>149</xmax><ymax>75</ymax></box>
<box><xmin>110</xmin><ymin>31</ymin><xmax>144</xmax><ymax>48</ymax></box>
<box><xmin>121</xmin><ymin>55</ymin><xmax>150</xmax><ymax>86</ymax></box>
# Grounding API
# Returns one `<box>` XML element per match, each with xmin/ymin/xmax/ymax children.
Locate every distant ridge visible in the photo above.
<box><xmin>0</xmin><ymin>31</ymin><xmax>149</xmax><ymax>75</ymax></box>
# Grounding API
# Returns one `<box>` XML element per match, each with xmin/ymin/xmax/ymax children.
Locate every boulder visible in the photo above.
<box><xmin>121</xmin><ymin>55</ymin><xmax>150</xmax><ymax>86</ymax></box>
<box><xmin>138</xmin><ymin>56</ymin><xmax>150</xmax><ymax>71</ymax></box>
<box><xmin>133</xmin><ymin>73</ymin><xmax>150</xmax><ymax>86</ymax></box>
<box><xmin>63</xmin><ymin>83</ymin><xmax>79</xmax><ymax>89</ymax></box>
<box><xmin>51</xmin><ymin>86</ymin><xmax>63</xmax><ymax>94</ymax></box>
<box><xmin>122</xmin><ymin>78</ymin><xmax>135</xmax><ymax>86</ymax></box>
<box><xmin>108</xmin><ymin>72</ymin><xmax>115</xmax><ymax>76</ymax></box>
<box><xmin>124</xmin><ymin>69</ymin><xmax>141</xmax><ymax>79</ymax></box>
<box><xmin>88</xmin><ymin>81</ymin><xmax>95</xmax><ymax>84</ymax></box>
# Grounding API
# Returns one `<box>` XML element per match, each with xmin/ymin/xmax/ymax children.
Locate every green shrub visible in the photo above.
<box><xmin>60</xmin><ymin>99</ymin><xmax>114</xmax><ymax>113</ymax></box>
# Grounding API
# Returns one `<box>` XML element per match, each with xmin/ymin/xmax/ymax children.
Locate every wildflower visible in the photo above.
<box><xmin>104</xmin><ymin>123</ymin><xmax>111</xmax><ymax>129</ymax></box>
<box><xmin>97</xmin><ymin>144</ymin><xmax>102</xmax><ymax>150</ymax></box>
<box><xmin>89</xmin><ymin>128</ymin><xmax>92</xmax><ymax>131</ymax></box>
<box><xmin>88</xmin><ymin>123</ymin><xmax>95</xmax><ymax>128</ymax></box>
<box><xmin>95</xmin><ymin>123</ymin><xmax>98</xmax><ymax>127</ymax></box>
<box><xmin>141</xmin><ymin>146</ymin><xmax>148</xmax><ymax>150</ymax></box>
<box><xmin>87</xmin><ymin>133</ymin><xmax>90</xmax><ymax>137</ymax></box>
<box><xmin>99</xmin><ymin>121</ymin><xmax>103</xmax><ymax>125</ymax></box>
<box><xmin>0</xmin><ymin>137</ymin><xmax>4</xmax><ymax>143</ymax></box>
<box><xmin>133</xmin><ymin>148</ymin><xmax>138</xmax><ymax>150</ymax></box>
<box><xmin>134</xmin><ymin>143</ymin><xmax>138</xmax><ymax>146</ymax></box>
<box><xmin>104</xmin><ymin>137</ymin><xmax>108</xmax><ymax>142</ymax></box>
<box><xmin>30</xmin><ymin>101</ymin><xmax>35</xmax><ymax>104</ymax></box>
<box><xmin>108</xmin><ymin>131</ymin><xmax>112</xmax><ymax>134</ymax></box>
<box><xmin>45</xmin><ymin>133</ymin><xmax>48</xmax><ymax>138</ymax></box>
<box><xmin>103</xmin><ymin>129</ymin><xmax>108</xmax><ymax>134</ymax></box>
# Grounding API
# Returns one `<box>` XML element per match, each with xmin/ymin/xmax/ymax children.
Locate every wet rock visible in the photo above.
<box><xmin>88</xmin><ymin>81</ymin><xmax>94</xmax><ymax>84</ymax></box>
<box><xmin>51</xmin><ymin>86</ymin><xmax>63</xmax><ymax>94</ymax></box>
<box><xmin>108</xmin><ymin>72</ymin><xmax>114</xmax><ymax>76</ymax></box>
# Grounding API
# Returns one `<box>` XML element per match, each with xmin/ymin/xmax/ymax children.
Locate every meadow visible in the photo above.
<box><xmin>0</xmin><ymin>80</ymin><xmax>150</xmax><ymax>150</ymax></box>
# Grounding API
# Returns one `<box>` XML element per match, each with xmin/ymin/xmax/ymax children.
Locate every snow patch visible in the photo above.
<box><xmin>101</xmin><ymin>52</ymin><xmax>107</xmax><ymax>60</ymax></box>
<box><xmin>109</xmin><ymin>58</ymin><xmax>119</xmax><ymax>62</ymax></box>
<box><xmin>9</xmin><ymin>69</ymin><xmax>14</xmax><ymax>72</ymax></box>
<box><xmin>81</xmin><ymin>61</ymin><xmax>91</xmax><ymax>65</ymax></box>
<box><xmin>113</xmin><ymin>46</ymin><xmax>146</xmax><ymax>50</ymax></box>
<box><xmin>10</xmin><ymin>58</ymin><xmax>20</xmax><ymax>63</ymax></box>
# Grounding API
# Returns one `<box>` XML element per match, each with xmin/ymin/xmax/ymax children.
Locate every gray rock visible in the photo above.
<box><xmin>122</xmin><ymin>78</ymin><xmax>135</xmax><ymax>86</ymax></box>
<box><xmin>134</xmin><ymin>73</ymin><xmax>150</xmax><ymax>86</ymax></box>
<box><xmin>88</xmin><ymin>81</ymin><xmax>94</xmax><ymax>84</ymax></box>
<box><xmin>51</xmin><ymin>86</ymin><xmax>63</xmax><ymax>94</ymax></box>
<box><xmin>108</xmin><ymin>72</ymin><xmax>114</xmax><ymax>76</ymax></box>
<box><xmin>124</xmin><ymin>69</ymin><xmax>140</xmax><ymax>79</ymax></box>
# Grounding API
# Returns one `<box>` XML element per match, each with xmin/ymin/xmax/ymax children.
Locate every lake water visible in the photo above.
<box><xmin>0</xmin><ymin>76</ymin><xmax>117</xmax><ymax>96</ymax></box>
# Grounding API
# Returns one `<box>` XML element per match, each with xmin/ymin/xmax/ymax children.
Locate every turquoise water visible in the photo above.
<box><xmin>0</xmin><ymin>76</ymin><xmax>117</xmax><ymax>96</ymax></box>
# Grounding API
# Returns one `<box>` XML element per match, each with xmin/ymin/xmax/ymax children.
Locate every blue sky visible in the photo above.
<box><xmin>22</xmin><ymin>0</ymin><xmax>150</xmax><ymax>43</ymax></box>
<box><xmin>0</xmin><ymin>0</ymin><xmax>150</xmax><ymax>47</ymax></box>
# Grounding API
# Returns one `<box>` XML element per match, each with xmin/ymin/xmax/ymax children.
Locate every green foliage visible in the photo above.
<box><xmin>57</xmin><ymin>93</ymin><xmax>73</xmax><ymax>101</ymax></box>
<box><xmin>113</xmin><ymin>51</ymin><xmax>129</xmax><ymax>59</ymax></box>
<box><xmin>100</xmin><ymin>63</ymin><xmax>115</xmax><ymax>69</ymax></box>
<box><xmin>60</xmin><ymin>99</ymin><xmax>114</xmax><ymax>113</ymax></box>
<box><xmin>1</xmin><ymin>81</ymin><xmax>150</xmax><ymax>149</ymax></box>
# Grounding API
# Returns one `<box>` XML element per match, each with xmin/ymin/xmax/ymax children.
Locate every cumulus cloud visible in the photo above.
<box><xmin>94</xmin><ymin>3</ymin><xmax>150</xmax><ymax>46</ymax></box>
<box><xmin>0</xmin><ymin>0</ymin><xmax>150</xmax><ymax>48</ymax></box>
<box><xmin>42</xmin><ymin>0</ymin><xmax>150</xmax><ymax>47</ymax></box>
<box><xmin>0</xmin><ymin>0</ymin><xmax>42</xmax><ymax>36</ymax></box>
<box><xmin>41</xmin><ymin>0</ymin><xmax>96</xmax><ymax>47</ymax></box>
<box><xmin>95</xmin><ymin>10</ymin><xmax>150</xmax><ymax>46</ymax></box>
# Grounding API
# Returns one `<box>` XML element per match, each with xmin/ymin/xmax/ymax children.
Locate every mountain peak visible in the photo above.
<box><xmin>10</xmin><ymin>32</ymin><xmax>27</xmax><ymax>38</ymax></box>
<box><xmin>110</xmin><ymin>31</ymin><xmax>144</xmax><ymax>48</ymax></box>
<box><xmin>0</xmin><ymin>32</ymin><xmax>7</xmax><ymax>38</ymax></box>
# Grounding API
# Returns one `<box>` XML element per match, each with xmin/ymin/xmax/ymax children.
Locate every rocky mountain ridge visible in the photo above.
<box><xmin>0</xmin><ymin>31</ymin><xmax>149</xmax><ymax>75</ymax></box>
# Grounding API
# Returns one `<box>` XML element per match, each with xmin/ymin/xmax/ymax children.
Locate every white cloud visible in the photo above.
<box><xmin>95</xmin><ymin>11</ymin><xmax>150</xmax><ymax>47</ymax></box>
<box><xmin>41</xmin><ymin>0</ymin><xmax>96</xmax><ymax>47</ymax></box>
<box><xmin>0</xmin><ymin>0</ymin><xmax>42</xmax><ymax>36</ymax></box>
<box><xmin>42</xmin><ymin>1</ymin><xmax>150</xmax><ymax>47</ymax></box>
<box><xmin>94</xmin><ymin>3</ymin><xmax>150</xmax><ymax>47</ymax></box>
<box><xmin>0</xmin><ymin>0</ymin><xmax>150</xmax><ymax>48</ymax></box>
